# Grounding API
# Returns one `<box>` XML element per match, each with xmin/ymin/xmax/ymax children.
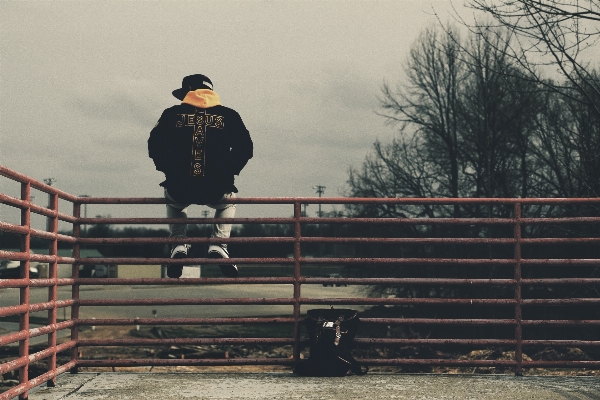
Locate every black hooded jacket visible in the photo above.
<box><xmin>148</xmin><ymin>89</ymin><xmax>253</xmax><ymax>204</ymax></box>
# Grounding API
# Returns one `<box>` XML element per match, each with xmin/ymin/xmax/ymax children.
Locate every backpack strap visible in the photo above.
<box><xmin>352</xmin><ymin>363</ymin><xmax>369</xmax><ymax>376</ymax></box>
<box><xmin>339</xmin><ymin>354</ymin><xmax>369</xmax><ymax>376</ymax></box>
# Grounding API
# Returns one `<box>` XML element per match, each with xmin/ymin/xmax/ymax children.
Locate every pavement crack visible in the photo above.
<box><xmin>59</xmin><ymin>373</ymin><xmax>100</xmax><ymax>399</ymax></box>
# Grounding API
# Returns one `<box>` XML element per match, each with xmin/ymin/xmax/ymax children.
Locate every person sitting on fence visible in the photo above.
<box><xmin>148</xmin><ymin>74</ymin><xmax>253</xmax><ymax>278</ymax></box>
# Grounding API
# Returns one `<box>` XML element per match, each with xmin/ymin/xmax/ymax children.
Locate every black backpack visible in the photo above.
<box><xmin>294</xmin><ymin>308</ymin><xmax>368</xmax><ymax>376</ymax></box>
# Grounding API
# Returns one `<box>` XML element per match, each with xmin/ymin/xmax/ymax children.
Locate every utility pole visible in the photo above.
<box><xmin>79</xmin><ymin>195</ymin><xmax>90</xmax><ymax>237</ymax></box>
<box><xmin>312</xmin><ymin>185</ymin><xmax>326</xmax><ymax>259</ymax></box>
<box><xmin>43</xmin><ymin>178</ymin><xmax>56</xmax><ymax>232</ymax></box>
<box><xmin>312</xmin><ymin>185</ymin><xmax>326</xmax><ymax>217</ymax></box>
<box><xmin>202</xmin><ymin>210</ymin><xmax>210</xmax><ymax>218</ymax></box>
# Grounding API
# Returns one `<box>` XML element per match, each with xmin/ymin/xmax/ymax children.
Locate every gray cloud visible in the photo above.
<box><xmin>1</xmin><ymin>1</ymin><xmax>471</xmax><ymax>221</ymax></box>
<box><xmin>70</xmin><ymin>92</ymin><xmax>157</xmax><ymax>125</ymax></box>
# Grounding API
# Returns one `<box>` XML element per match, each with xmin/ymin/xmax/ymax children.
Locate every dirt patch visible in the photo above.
<box><xmin>2</xmin><ymin>324</ymin><xmax>599</xmax><ymax>387</ymax></box>
<box><xmin>73</xmin><ymin>325</ymin><xmax>600</xmax><ymax>376</ymax></box>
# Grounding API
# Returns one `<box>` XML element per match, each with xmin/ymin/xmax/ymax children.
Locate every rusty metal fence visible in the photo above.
<box><xmin>2</xmin><ymin>164</ymin><xmax>600</xmax><ymax>399</ymax></box>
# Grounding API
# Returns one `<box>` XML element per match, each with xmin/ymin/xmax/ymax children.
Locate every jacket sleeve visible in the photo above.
<box><xmin>148</xmin><ymin>110</ymin><xmax>170</xmax><ymax>173</ymax></box>
<box><xmin>229</xmin><ymin>113</ymin><xmax>253</xmax><ymax>175</ymax></box>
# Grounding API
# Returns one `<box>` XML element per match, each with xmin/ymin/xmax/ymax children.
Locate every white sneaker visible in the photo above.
<box><xmin>208</xmin><ymin>244</ymin><xmax>238</xmax><ymax>278</ymax></box>
<box><xmin>167</xmin><ymin>244</ymin><xmax>190</xmax><ymax>278</ymax></box>
<box><xmin>170</xmin><ymin>244</ymin><xmax>191</xmax><ymax>259</ymax></box>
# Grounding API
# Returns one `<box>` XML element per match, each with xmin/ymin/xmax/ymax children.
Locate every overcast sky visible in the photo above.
<box><xmin>1</xmin><ymin>0</ymin><xmax>475</xmax><ymax>224</ymax></box>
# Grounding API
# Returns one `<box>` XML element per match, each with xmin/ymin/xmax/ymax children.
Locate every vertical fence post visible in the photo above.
<box><xmin>47</xmin><ymin>192</ymin><xmax>59</xmax><ymax>386</ymax></box>
<box><xmin>18</xmin><ymin>182</ymin><xmax>31</xmax><ymax>400</ymax></box>
<box><xmin>70</xmin><ymin>202</ymin><xmax>81</xmax><ymax>374</ymax></box>
<box><xmin>513</xmin><ymin>202</ymin><xmax>523</xmax><ymax>376</ymax></box>
<box><xmin>292</xmin><ymin>201</ymin><xmax>302</xmax><ymax>364</ymax></box>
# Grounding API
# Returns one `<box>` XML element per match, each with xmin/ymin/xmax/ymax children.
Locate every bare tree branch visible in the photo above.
<box><xmin>462</xmin><ymin>0</ymin><xmax>600</xmax><ymax>112</ymax></box>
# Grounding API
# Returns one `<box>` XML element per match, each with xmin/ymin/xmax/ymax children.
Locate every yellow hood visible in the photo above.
<box><xmin>182</xmin><ymin>89</ymin><xmax>221</xmax><ymax>108</ymax></box>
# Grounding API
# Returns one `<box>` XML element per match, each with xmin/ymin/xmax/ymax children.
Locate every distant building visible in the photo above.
<box><xmin>4</xmin><ymin>248</ymin><xmax>113</xmax><ymax>278</ymax></box>
<box><xmin>3</xmin><ymin>248</ymin><xmax>201</xmax><ymax>279</ymax></box>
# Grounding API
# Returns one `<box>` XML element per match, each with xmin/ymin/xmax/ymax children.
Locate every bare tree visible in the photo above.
<box><xmin>346</xmin><ymin>133</ymin><xmax>442</xmax><ymax>219</ymax></box>
<box><xmin>346</xmin><ymin>18</ymin><xmax>600</xmax><ymax>329</ymax></box>
<box><xmin>378</xmin><ymin>25</ymin><xmax>467</xmax><ymax>217</ymax></box>
<box><xmin>370</xmin><ymin>26</ymin><xmax>539</xmax><ymax>208</ymax></box>
<box><xmin>458</xmin><ymin>27</ymin><xmax>541</xmax><ymax>202</ymax></box>
<box><xmin>464</xmin><ymin>0</ymin><xmax>600</xmax><ymax>112</ymax></box>
<box><xmin>530</xmin><ymin>72</ymin><xmax>600</xmax><ymax>197</ymax></box>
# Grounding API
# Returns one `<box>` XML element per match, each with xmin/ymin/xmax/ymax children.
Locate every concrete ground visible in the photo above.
<box><xmin>27</xmin><ymin>372</ymin><xmax>600</xmax><ymax>399</ymax></box>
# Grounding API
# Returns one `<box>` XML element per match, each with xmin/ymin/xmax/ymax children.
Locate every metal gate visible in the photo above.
<box><xmin>1</xmin><ymin>165</ymin><xmax>600</xmax><ymax>400</ymax></box>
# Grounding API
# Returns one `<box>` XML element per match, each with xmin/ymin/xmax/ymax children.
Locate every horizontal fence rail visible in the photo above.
<box><xmin>2</xmin><ymin>165</ymin><xmax>600</xmax><ymax>399</ymax></box>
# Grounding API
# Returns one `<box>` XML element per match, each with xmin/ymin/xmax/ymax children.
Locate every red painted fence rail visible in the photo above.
<box><xmin>2</xmin><ymin>164</ymin><xmax>600</xmax><ymax>399</ymax></box>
